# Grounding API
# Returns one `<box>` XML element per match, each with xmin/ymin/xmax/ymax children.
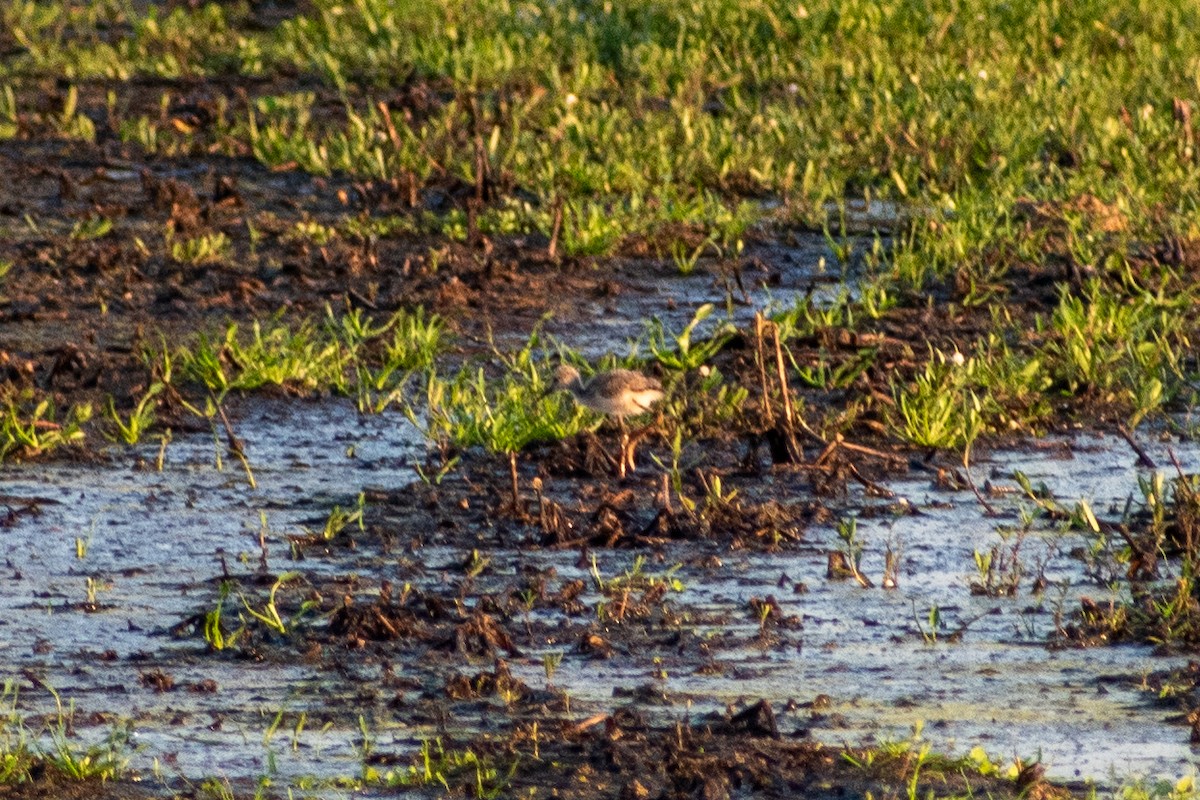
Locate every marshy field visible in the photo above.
<box><xmin>5</xmin><ymin>1</ymin><xmax>1200</xmax><ymax>797</ymax></box>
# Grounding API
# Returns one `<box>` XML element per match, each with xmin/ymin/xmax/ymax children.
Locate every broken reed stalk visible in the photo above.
<box><xmin>962</xmin><ymin>445</ymin><xmax>996</xmax><ymax>517</ymax></box>
<box><xmin>837</xmin><ymin>438</ymin><xmax>910</xmax><ymax>467</ymax></box>
<box><xmin>826</xmin><ymin>551</ymin><xmax>874</xmax><ymax>588</ymax></box>
<box><xmin>882</xmin><ymin>546</ymin><xmax>900</xmax><ymax>589</ymax></box>
<box><xmin>754</xmin><ymin>312</ymin><xmax>774</xmax><ymax>425</ymax></box>
<box><xmin>771</xmin><ymin>323</ymin><xmax>792</xmax><ymax>428</ymax></box>
<box><xmin>509</xmin><ymin>451</ymin><xmax>521</xmax><ymax>515</ymax></box>
<box><xmin>231</xmin><ymin>442</ymin><xmax>257</xmax><ymax>489</ymax></box>
<box><xmin>851</xmin><ymin>562</ymin><xmax>874</xmax><ymax>589</ymax></box>
<box><xmin>770</xmin><ymin>321</ymin><xmax>801</xmax><ymax>460</ymax></box>
<box><xmin>155</xmin><ymin>430</ymin><xmax>171</xmax><ymax>472</ymax></box>
<box><xmin>376</xmin><ymin>100</ymin><xmax>403</xmax><ymax>155</ymax></box>
<box><xmin>548</xmin><ymin>195</ymin><xmax>564</xmax><ymax>259</ymax></box>
<box><xmin>533</xmin><ymin>476</ymin><xmax>547</xmax><ymax>530</ymax></box>
<box><xmin>211</xmin><ymin>391</ymin><xmax>256</xmax><ymax>489</ymax></box>
<box><xmin>1117</xmin><ymin>423</ymin><xmax>1157</xmax><ymax>469</ymax></box>
<box><xmin>467</xmin><ymin>93</ymin><xmax>491</xmax><ymax>204</ymax></box>
<box><xmin>845</xmin><ymin>461</ymin><xmax>895</xmax><ymax>498</ymax></box>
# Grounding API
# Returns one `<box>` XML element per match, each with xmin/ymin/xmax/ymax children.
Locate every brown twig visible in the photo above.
<box><xmin>770</xmin><ymin>322</ymin><xmax>801</xmax><ymax>460</ymax></box>
<box><xmin>962</xmin><ymin>447</ymin><xmax>998</xmax><ymax>516</ymax></box>
<box><xmin>548</xmin><ymin>195</ymin><xmax>564</xmax><ymax>259</ymax></box>
<box><xmin>376</xmin><ymin>100</ymin><xmax>403</xmax><ymax>154</ymax></box>
<box><xmin>754</xmin><ymin>313</ymin><xmax>774</xmax><ymax>425</ymax></box>
<box><xmin>846</xmin><ymin>462</ymin><xmax>895</xmax><ymax>499</ymax></box>
<box><xmin>210</xmin><ymin>395</ymin><xmax>256</xmax><ymax>489</ymax></box>
<box><xmin>377</xmin><ymin>100</ymin><xmax>444</xmax><ymax>175</ymax></box>
<box><xmin>1168</xmin><ymin>447</ymin><xmax>1188</xmax><ymax>479</ymax></box>
<box><xmin>837</xmin><ymin>438</ymin><xmax>910</xmax><ymax>467</ymax></box>
<box><xmin>771</xmin><ymin>323</ymin><xmax>793</xmax><ymax>432</ymax></box>
<box><xmin>1118</xmin><ymin>424</ymin><xmax>1157</xmax><ymax>469</ymax></box>
<box><xmin>882</xmin><ymin>546</ymin><xmax>900</xmax><ymax>589</ymax></box>
<box><xmin>509</xmin><ymin>451</ymin><xmax>522</xmax><ymax>517</ymax></box>
<box><xmin>211</xmin><ymin>394</ymin><xmax>243</xmax><ymax>455</ymax></box>
<box><xmin>812</xmin><ymin>437</ymin><xmax>839</xmax><ymax>467</ymax></box>
<box><xmin>567</xmin><ymin>714</ymin><xmax>609</xmax><ymax>736</ymax></box>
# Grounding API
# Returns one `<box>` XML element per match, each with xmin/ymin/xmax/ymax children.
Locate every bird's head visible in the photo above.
<box><xmin>553</xmin><ymin>364</ymin><xmax>582</xmax><ymax>389</ymax></box>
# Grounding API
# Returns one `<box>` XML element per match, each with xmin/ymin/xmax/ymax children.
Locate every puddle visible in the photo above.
<box><xmin>0</xmin><ymin>400</ymin><xmax>423</xmax><ymax>782</ymax></box>
<box><xmin>498</xmin><ymin>433</ymin><xmax>1198</xmax><ymax>781</ymax></box>
<box><xmin>1</xmin><ymin>405</ymin><xmax>1196</xmax><ymax>787</ymax></box>
<box><xmin>542</xmin><ymin>236</ymin><xmax>862</xmax><ymax>360</ymax></box>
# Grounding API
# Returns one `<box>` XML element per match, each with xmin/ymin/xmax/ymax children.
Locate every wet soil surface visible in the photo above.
<box><xmin>1</xmin><ymin>108</ymin><xmax>1197</xmax><ymax>798</ymax></box>
<box><xmin>1</xmin><ymin>397</ymin><xmax>1198</xmax><ymax>796</ymax></box>
<box><xmin>0</xmin><ymin>136</ymin><xmax>847</xmax><ymax>413</ymax></box>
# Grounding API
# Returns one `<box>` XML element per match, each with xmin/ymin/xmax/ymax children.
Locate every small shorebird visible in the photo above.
<box><xmin>554</xmin><ymin>364</ymin><xmax>664</xmax><ymax>477</ymax></box>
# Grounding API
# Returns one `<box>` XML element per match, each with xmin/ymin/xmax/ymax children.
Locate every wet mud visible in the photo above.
<box><xmin>2</xmin><ymin>89</ymin><xmax>1199</xmax><ymax>799</ymax></box>
<box><xmin>1</xmin><ymin>396</ymin><xmax>1198</xmax><ymax>797</ymax></box>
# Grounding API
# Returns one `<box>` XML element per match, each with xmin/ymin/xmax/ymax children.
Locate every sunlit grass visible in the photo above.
<box><xmin>170</xmin><ymin>231</ymin><xmax>231</xmax><ymax>265</ymax></box>
<box><xmin>8</xmin><ymin>0</ymin><xmax>1200</xmax><ymax>275</ymax></box>
<box><xmin>0</xmin><ymin>680</ymin><xmax>131</xmax><ymax>784</ymax></box>
<box><xmin>3</xmin><ymin>0</ymin><xmax>1200</xmax><ymax>455</ymax></box>
<box><xmin>0</xmin><ymin>392</ymin><xmax>92</xmax><ymax>462</ymax></box>
<box><xmin>407</xmin><ymin>335</ymin><xmax>592</xmax><ymax>456</ymax></box>
<box><xmin>1047</xmin><ymin>280</ymin><xmax>1191</xmax><ymax>425</ymax></box>
<box><xmin>173</xmin><ymin>305</ymin><xmax>445</xmax><ymax>404</ymax></box>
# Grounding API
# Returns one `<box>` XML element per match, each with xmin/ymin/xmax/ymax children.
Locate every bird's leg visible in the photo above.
<box><xmin>624</xmin><ymin>431</ymin><xmax>637</xmax><ymax>475</ymax></box>
<box><xmin>617</xmin><ymin>418</ymin><xmax>629</xmax><ymax>479</ymax></box>
<box><xmin>624</xmin><ymin>419</ymin><xmax>658</xmax><ymax>477</ymax></box>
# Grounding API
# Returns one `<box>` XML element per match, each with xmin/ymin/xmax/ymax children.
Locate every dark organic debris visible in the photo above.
<box><xmin>328</xmin><ymin>597</ymin><xmax>424</xmax><ymax>643</ymax></box>
<box><xmin>444</xmin><ymin>659</ymin><xmax>530</xmax><ymax>702</ymax></box>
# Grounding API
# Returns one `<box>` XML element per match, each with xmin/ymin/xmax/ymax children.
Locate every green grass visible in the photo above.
<box><xmin>408</xmin><ymin>335</ymin><xmax>592</xmax><ymax>456</ymax></box>
<box><xmin>103</xmin><ymin>382</ymin><xmax>162</xmax><ymax>445</ymax></box>
<box><xmin>4</xmin><ymin>0</ymin><xmax>1200</xmax><ymax>453</ymax></box>
<box><xmin>1046</xmin><ymin>280</ymin><xmax>1191</xmax><ymax>424</ymax></box>
<box><xmin>360</xmin><ymin>737</ymin><xmax>517</xmax><ymax>797</ymax></box>
<box><xmin>0</xmin><ymin>392</ymin><xmax>92</xmax><ymax>462</ymax></box>
<box><xmin>169</xmin><ymin>231</ymin><xmax>231</xmax><ymax>265</ymax></box>
<box><xmin>171</xmin><ymin>305</ymin><xmax>445</xmax><ymax>406</ymax></box>
<box><xmin>0</xmin><ymin>680</ymin><xmax>131</xmax><ymax>784</ymax></box>
<box><xmin>7</xmin><ymin>0</ymin><xmax>1200</xmax><ymax>270</ymax></box>
<box><xmin>889</xmin><ymin>277</ymin><xmax>1194</xmax><ymax>451</ymax></box>
<box><xmin>0</xmin><ymin>306</ymin><xmax>444</xmax><ymax>462</ymax></box>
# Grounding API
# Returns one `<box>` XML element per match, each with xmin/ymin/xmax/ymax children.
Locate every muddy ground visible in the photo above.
<box><xmin>0</xmin><ymin>123</ymin><xmax>1098</xmax><ymax>420</ymax></box>
<box><xmin>0</xmin><ymin>124</ymin><xmax>1197</xmax><ymax>799</ymax></box>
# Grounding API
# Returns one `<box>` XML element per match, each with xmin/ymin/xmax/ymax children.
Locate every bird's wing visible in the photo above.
<box><xmin>601</xmin><ymin>369</ymin><xmax>662</xmax><ymax>393</ymax></box>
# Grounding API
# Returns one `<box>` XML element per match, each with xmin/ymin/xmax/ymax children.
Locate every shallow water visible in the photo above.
<box><xmin>542</xmin><ymin>237</ymin><xmax>858</xmax><ymax>359</ymax></box>
<box><xmin>1</xmin><ymin>403</ymin><xmax>1196</xmax><ymax>788</ymax></box>
<box><xmin>0</xmin><ymin>401</ymin><xmax>423</xmax><ymax>783</ymax></box>
<box><xmin>511</xmin><ymin>446</ymin><xmax>1197</xmax><ymax>782</ymax></box>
